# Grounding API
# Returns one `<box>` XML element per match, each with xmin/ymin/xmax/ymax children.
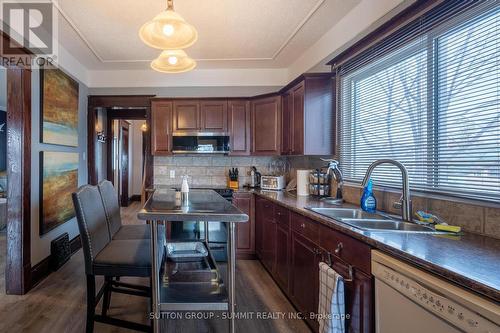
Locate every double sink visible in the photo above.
<box><xmin>307</xmin><ymin>207</ymin><xmax>438</xmax><ymax>233</ymax></box>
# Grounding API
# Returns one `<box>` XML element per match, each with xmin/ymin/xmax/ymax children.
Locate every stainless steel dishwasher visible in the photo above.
<box><xmin>371</xmin><ymin>250</ymin><xmax>499</xmax><ymax>333</ymax></box>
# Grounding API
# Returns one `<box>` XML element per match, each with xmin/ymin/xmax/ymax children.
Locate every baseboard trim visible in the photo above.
<box><xmin>236</xmin><ymin>252</ymin><xmax>257</xmax><ymax>260</ymax></box>
<box><xmin>30</xmin><ymin>235</ymin><xmax>82</xmax><ymax>289</ymax></box>
<box><xmin>129</xmin><ymin>195</ymin><xmax>141</xmax><ymax>202</ymax></box>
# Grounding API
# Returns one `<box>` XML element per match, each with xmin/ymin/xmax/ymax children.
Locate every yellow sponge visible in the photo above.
<box><xmin>435</xmin><ymin>224</ymin><xmax>461</xmax><ymax>233</ymax></box>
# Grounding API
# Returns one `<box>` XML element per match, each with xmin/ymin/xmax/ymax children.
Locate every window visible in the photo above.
<box><xmin>339</xmin><ymin>3</ymin><xmax>500</xmax><ymax>202</ymax></box>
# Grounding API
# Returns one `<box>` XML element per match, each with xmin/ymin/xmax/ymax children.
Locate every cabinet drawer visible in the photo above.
<box><xmin>319</xmin><ymin>225</ymin><xmax>371</xmax><ymax>274</ymax></box>
<box><xmin>275</xmin><ymin>205</ymin><xmax>289</xmax><ymax>227</ymax></box>
<box><xmin>291</xmin><ymin>212</ymin><xmax>318</xmax><ymax>243</ymax></box>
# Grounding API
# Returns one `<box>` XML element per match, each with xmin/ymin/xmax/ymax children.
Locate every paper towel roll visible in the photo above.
<box><xmin>297</xmin><ymin>169</ymin><xmax>310</xmax><ymax>196</ymax></box>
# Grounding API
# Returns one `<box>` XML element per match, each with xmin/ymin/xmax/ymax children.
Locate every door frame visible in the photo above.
<box><xmin>87</xmin><ymin>96</ymin><xmax>154</xmax><ymax>186</ymax></box>
<box><xmin>2</xmin><ymin>31</ymin><xmax>33</xmax><ymax>294</ymax></box>
<box><xmin>118</xmin><ymin>120</ymin><xmax>130</xmax><ymax>206</ymax></box>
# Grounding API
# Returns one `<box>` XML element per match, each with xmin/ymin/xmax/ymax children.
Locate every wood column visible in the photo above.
<box><xmin>6</xmin><ymin>66</ymin><xmax>32</xmax><ymax>294</ymax></box>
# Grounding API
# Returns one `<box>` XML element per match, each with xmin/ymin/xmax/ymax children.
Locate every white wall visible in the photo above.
<box><xmin>30</xmin><ymin>69</ymin><xmax>88</xmax><ymax>266</ymax></box>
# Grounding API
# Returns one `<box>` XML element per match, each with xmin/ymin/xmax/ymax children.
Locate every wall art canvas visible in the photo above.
<box><xmin>40</xmin><ymin>68</ymin><xmax>79</xmax><ymax>147</ymax></box>
<box><xmin>40</xmin><ymin>151</ymin><xmax>79</xmax><ymax>235</ymax></box>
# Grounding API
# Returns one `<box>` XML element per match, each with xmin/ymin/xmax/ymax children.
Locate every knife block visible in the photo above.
<box><xmin>228</xmin><ymin>180</ymin><xmax>239</xmax><ymax>190</ymax></box>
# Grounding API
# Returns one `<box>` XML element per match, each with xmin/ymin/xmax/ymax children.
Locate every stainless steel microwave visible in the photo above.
<box><xmin>172</xmin><ymin>134</ymin><xmax>230</xmax><ymax>154</ymax></box>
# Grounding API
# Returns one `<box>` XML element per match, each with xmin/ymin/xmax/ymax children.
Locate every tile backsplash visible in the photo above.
<box><xmin>154</xmin><ymin>155</ymin><xmax>500</xmax><ymax>239</ymax></box>
<box><xmin>154</xmin><ymin>155</ymin><xmax>280</xmax><ymax>188</ymax></box>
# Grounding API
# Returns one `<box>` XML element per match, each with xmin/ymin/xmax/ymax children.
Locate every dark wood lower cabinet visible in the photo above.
<box><xmin>261</xmin><ymin>217</ymin><xmax>277</xmax><ymax>272</ymax></box>
<box><xmin>275</xmin><ymin>223</ymin><xmax>290</xmax><ymax>291</ymax></box>
<box><xmin>233</xmin><ymin>193</ymin><xmax>255</xmax><ymax>258</ymax></box>
<box><xmin>290</xmin><ymin>231</ymin><xmax>321</xmax><ymax>331</ymax></box>
<box><xmin>254</xmin><ymin>196</ymin><xmax>374</xmax><ymax>333</ymax></box>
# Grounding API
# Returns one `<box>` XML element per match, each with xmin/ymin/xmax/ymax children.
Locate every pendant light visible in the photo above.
<box><xmin>139</xmin><ymin>0</ymin><xmax>198</xmax><ymax>50</ymax></box>
<box><xmin>151</xmin><ymin>49</ymin><xmax>196</xmax><ymax>73</ymax></box>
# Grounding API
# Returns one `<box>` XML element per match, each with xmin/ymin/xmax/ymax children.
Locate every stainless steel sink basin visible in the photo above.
<box><xmin>307</xmin><ymin>207</ymin><xmax>390</xmax><ymax>221</ymax></box>
<box><xmin>341</xmin><ymin>219</ymin><xmax>436</xmax><ymax>233</ymax></box>
<box><xmin>307</xmin><ymin>207</ymin><xmax>439</xmax><ymax>233</ymax></box>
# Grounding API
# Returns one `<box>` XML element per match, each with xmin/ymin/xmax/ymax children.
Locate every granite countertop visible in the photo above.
<box><xmin>138</xmin><ymin>188</ymin><xmax>248</xmax><ymax>222</ymax></box>
<box><xmin>243</xmin><ymin>188</ymin><xmax>500</xmax><ymax>303</ymax></box>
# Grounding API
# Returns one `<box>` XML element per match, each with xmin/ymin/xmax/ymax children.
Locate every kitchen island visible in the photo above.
<box><xmin>138</xmin><ymin>188</ymin><xmax>248</xmax><ymax>333</ymax></box>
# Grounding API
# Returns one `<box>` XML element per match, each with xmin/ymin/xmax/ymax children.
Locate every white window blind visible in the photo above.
<box><xmin>339</xmin><ymin>2</ymin><xmax>500</xmax><ymax>202</ymax></box>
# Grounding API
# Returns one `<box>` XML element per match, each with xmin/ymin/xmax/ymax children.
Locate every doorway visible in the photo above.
<box><xmin>109</xmin><ymin>119</ymin><xmax>145</xmax><ymax>207</ymax></box>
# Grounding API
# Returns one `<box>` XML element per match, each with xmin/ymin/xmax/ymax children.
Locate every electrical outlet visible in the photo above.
<box><xmin>170</xmin><ymin>170</ymin><xmax>175</xmax><ymax>179</ymax></box>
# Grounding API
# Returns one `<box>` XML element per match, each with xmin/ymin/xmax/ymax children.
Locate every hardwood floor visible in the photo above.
<box><xmin>0</xmin><ymin>203</ymin><xmax>311</xmax><ymax>333</ymax></box>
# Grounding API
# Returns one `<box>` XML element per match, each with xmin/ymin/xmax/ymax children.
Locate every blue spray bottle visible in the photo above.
<box><xmin>360</xmin><ymin>179</ymin><xmax>377</xmax><ymax>213</ymax></box>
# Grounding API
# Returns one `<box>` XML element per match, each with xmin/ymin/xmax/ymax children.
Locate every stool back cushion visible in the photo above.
<box><xmin>97</xmin><ymin>180</ymin><xmax>122</xmax><ymax>237</ymax></box>
<box><xmin>72</xmin><ymin>185</ymin><xmax>111</xmax><ymax>274</ymax></box>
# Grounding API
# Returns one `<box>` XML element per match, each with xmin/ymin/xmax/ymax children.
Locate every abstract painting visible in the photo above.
<box><xmin>40</xmin><ymin>68</ymin><xmax>79</xmax><ymax>147</ymax></box>
<box><xmin>40</xmin><ymin>151</ymin><xmax>79</xmax><ymax>235</ymax></box>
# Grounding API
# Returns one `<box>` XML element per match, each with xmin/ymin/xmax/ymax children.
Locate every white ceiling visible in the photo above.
<box><xmin>55</xmin><ymin>0</ymin><xmax>361</xmax><ymax>70</ymax></box>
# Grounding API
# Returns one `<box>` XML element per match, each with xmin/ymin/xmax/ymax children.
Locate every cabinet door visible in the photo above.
<box><xmin>262</xmin><ymin>216</ymin><xmax>277</xmax><ymax>273</ymax></box>
<box><xmin>151</xmin><ymin>101</ymin><xmax>172</xmax><ymax>155</ymax></box>
<box><xmin>228</xmin><ymin>100</ymin><xmax>251</xmax><ymax>155</ymax></box>
<box><xmin>251</xmin><ymin>96</ymin><xmax>281</xmax><ymax>155</ymax></box>
<box><xmin>275</xmin><ymin>223</ymin><xmax>290</xmax><ymax>291</ymax></box>
<box><xmin>291</xmin><ymin>231</ymin><xmax>320</xmax><ymax>331</ymax></box>
<box><xmin>255</xmin><ymin>197</ymin><xmax>275</xmax><ymax>264</ymax></box>
<box><xmin>200</xmin><ymin>100</ymin><xmax>227</xmax><ymax>132</ymax></box>
<box><xmin>233</xmin><ymin>193</ymin><xmax>254</xmax><ymax>257</ymax></box>
<box><xmin>291</xmin><ymin>82</ymin><xmax>305</xmax><ymax>155</ymax></box>
<box><xmin>281</xmin><ymin>92</ymin><xmax>292</xmax><ymax>155</ymax></box>
<box><xmin>173</xmin><ymin>100</ymin><xmax>200</xmax><ymax>131</ymax></box>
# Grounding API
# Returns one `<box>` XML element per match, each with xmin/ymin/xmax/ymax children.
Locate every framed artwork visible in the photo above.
<box><xmin>40</xmin><ymin>68</ymin><xmax>79</xmax><ymax>147</ymax></box>
<box><xmin>39</xmin><ymin>151</ymin><xmax>79</xmax><ymax>235</ymax></box>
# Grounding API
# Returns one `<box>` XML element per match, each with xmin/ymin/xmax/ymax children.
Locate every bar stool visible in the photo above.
<box><xmin>97</xmin><ymin>180</ymin><xmax>150</xmax><ymax>240</ymax></box>
<box><xmin>72</xmin><ymin>185</ymin><xmax>152</xmax><ymax>333</ymax></box>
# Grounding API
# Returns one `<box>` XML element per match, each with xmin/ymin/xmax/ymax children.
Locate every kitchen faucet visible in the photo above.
<box><xmin>362</xmin><ymin>159</ymin><xmax>412</xmax><ymax>222</ymax></box>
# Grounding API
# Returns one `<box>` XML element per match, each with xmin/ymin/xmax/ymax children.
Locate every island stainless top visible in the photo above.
<box><xmin>138</xmin><ymin>188</ymin><xmax>248</xmax><ymax>222</ymax></box>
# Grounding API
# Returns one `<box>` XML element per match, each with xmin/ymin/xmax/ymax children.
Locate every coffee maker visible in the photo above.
<box><xmin>249</xmin><ymin>166</ymin><xmax>261</xmax><ymax>188</ymax></box>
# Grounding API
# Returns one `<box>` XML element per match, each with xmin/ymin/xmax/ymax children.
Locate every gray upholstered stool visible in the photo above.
<box><xmin>72</xmin><ymin>185</ymin><xmax>151</xmax><ymax>333</ymax></box>
<box><xmin>97</xmin><ymin>180</ymin><xmax>150</xmax><ymax>240</ymax></box>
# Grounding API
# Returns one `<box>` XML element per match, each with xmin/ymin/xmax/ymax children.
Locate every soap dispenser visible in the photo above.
<box><xmin>360</xmin><ymin>179</ymin><xmax>377</xmax><ymax>213</ymax></box>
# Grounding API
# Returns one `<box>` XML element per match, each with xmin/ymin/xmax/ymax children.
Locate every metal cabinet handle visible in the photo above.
<box><xmin>300</xmin><ymin>223</ymin><xmax>306</xmax><ymax>228</ymax></box>
<box><xmin>277</xmin><ymin>212</ymin><xmax>282</xmax><ymax>216</ymax></box>
<box><xmin>334</xmin><ymin>242</ymin><xmax>343</xmax><ymax>255</ymax></box>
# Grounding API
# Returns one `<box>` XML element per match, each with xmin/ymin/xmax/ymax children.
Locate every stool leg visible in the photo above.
<box><xmin>86</xmin><ymin>275</ymin><xmax>96</xmax><ymax>333</ymax></box>
<box><xmin>102</xmin><ymin>276</ymin><xmax>112</xmax><ymax>317</ymax></box>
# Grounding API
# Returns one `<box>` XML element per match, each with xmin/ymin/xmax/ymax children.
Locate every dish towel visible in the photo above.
<box><xmin>318</xmin><ymin>262</ymin><xmax>346</xmax><ymax>333</ymax></box>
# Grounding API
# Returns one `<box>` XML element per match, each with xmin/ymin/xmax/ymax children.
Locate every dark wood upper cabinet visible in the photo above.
<box><xmin>233</xmin><ymin>192</ymin><xmax>255</xmax><ymax>258</ymax></box>
<box><xmin>281</xmin><ymin>92</ymin><xmax>292</xmax><ymax>155</ymax></box>
<box><xmin>251</xmin><ymin>95</ymin><xmax>281</xmax><ymax>155</ymax></box>
<box><xmin>281</xmin><ymin>74</ymin><xmax>334</xmax><ymax>155</ymax></box>
<box><xmin>228</xmin><ymin>100</ymin><xmax>251</xmax><ymax>156</ymax></box>
<box><xmin>151</xmin><ymin>100</ymin><xmax>173</xmax><ymax>155</ymax></box>
<box><xmin>173</xmin><ymin>100</ymin><xmax>200</xmax><ymax>132</ymax></box>
<box><xmin>200</xmin><ymin>100</ymin><xmax>228</xmax><ymax>132</ymax></box>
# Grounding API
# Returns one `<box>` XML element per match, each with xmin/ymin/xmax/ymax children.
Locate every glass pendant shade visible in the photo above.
<box><xmin>139</xmin><ymin>8</ymin><xmax>198</xmax><ymax>50</ymax></box>
<box><xmin>151</xmin><ymin>50</ymin><xmax>196</xmax><ymax>73</ymax></box>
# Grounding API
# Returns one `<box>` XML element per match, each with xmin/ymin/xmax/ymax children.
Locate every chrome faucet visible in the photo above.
<box><xmin>321</xmin><ymin>158</ymin><xmax>343</xmax><ymax>202</ymax></box>
<box><xmin>362</xmin><ymin>159</ymin><xmax>412</xmax><ymax>222</ymax></box>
